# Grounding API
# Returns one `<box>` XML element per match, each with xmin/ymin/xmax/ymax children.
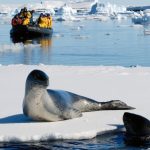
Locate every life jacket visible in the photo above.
<box><xmin>11</xmin><ymin>18</ymin><xmax>18</xmax><ymax>26</ymax></box>
<box><xmin>11</xmin><ymin>17</ymin><xmax>23</xmax><ymax>26</ymax></box>
<box><xmin>47</xmin><ymin>16</ymin><xmax>52</xmax><ymax>28</ymax></box>
<box><xmin>27</xmin><ymin>12</ymin><xmax>32</xmax><ymax>19</ymax></box>
<box><xmin>39</xmin><ymin>17</ymin><xmax>47</xmax><ymax>28</ymax></box>
<box><xmin>23</xmin><ymin>11</ymin><xmax>31</xmax><ymax>19</ymax></box>
<box><xmin>19</xmin><ymin>11</ymin><xmax>31</xmax><ymax>26</ymax></box>
<box><xmin>22</xmin><ymin>18</ymin><xmax>30</xmax><ymax>25</ymax></box>
<box><xmin>22</xmin><ymin>11</ymin><xmax>32</xmax><ymax>25</ymax></box>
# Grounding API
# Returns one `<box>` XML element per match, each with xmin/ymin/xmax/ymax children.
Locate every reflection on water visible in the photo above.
<box><xmin>39</xmin><ymin>37</ymin><xmax>52</xmax><ymax>52</ymax></box>
<box><xmin>11</xmin><ymin>35</ymin><xmax>52</xmax><ymax>49</ymax></box>
<box><xmin>8</xmin><ymin>36</ymin><xmax>53</xmax><ymax>65</ymax></box>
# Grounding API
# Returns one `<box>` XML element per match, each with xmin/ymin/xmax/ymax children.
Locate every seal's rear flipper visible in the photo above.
<box><xmin>101</xmin><ymin>100</ymin><xmax>135</xmax><ymax>110</ymax></box>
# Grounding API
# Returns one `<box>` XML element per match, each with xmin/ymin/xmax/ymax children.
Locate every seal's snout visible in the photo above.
<box><xmin>123</xmin><ymin>112</ymin><xmax>133</xmax><ymax>125</ymax></box>
<box><xmin>123</xmin><ymin>112</ymin><xmax>140</xmax><ymax>126</ymax></box>
<box><xmin>123</xmin><ymin>112</ymin><xmax>139</xmax><ymax>136</ymax></box>
<box><xmin>28</xmin><ymin>69</ymin><xmax>49</xmax><ymax>86</ymax></box>
<box><xmin>123</xmin><ymin>112</ymin><xmax>132</xmax><ymax>120</ymax></box>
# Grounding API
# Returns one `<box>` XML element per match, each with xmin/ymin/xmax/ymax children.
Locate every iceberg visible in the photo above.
<box><xmin>56</xmin><ymin>4</ymin><xmax>77</xmax><ymax>21</ymax></box>
<box><xmin>132</xmin><ymin>9</ymin><xmax>150</xmax><ymax>25</ymax></box>
<box><xmin>0</xmin><ymin>0</ymin><xmax>133</xmax><ymax>22</ymax></box>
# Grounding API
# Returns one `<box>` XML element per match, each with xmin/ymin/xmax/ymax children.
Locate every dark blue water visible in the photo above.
<box><xmin>0</xmin><ymin>132</ymin><xmax>149</xmax><ymax>149</ymax></box>
<box><xmin>1</xmin><ymin>19</ymin><xmax>150</xmax><ymax>66</ymax></box>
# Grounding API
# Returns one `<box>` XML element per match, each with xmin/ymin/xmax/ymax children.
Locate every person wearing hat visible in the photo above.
<box><xmin>22</xmin><ymin>7</ymin><xmax>32</xmax><ymax>25</ymax></box>
<box><xmin>38</xmin><ymin>13</ymin><xmax>47</xmax><ymax>28</ymax></box>
<box><xmin>46</xmin><ymin>13</ymin><xmax>52</xmax><ymax>28</ymax></box>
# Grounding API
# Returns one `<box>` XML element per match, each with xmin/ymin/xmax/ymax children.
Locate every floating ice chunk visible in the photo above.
<box><xmin>95</xmin><ymin>3</ymin><xmax>127</xmax><ymax>16</ymax></box>
<box><xmin>56</xmin><ymin>4</ymin><xmax>78</xmax><ymax>21</ymax></box>
<box><xmin>144</xmin><ymin>29</ymin><xmax>150</xmax><ymax>35</ymax></box>
<box><xmin>97</xmin><ymin>15</ymin><xmax>109</xmax><ymax>21</ymax></box>
<box><xmin>132</xmin><ymin>10</ymin><xmax>150</xmax><ymax>25</ymax></box>
<box><xmin>57</xmin><ymin>3</ymin><xmax>77</xmax><ymax>16</ymax></box>
<box><xmin>71</xmin><ymin>25</ymin><xmax>84</xmax><ymax>31</ymax></box>
<box><xmin>53</xmin><ymin>33</ymin><xmax>64</xmax><ymax>38</ymax></box>
<box><xmin>110</xmin><ymin>13</ymin><xmax>127</xmax><ymax>20</ymax></box>
<box><xmin>24</xmin><ymin>44</ymin><xmax>41</xmax><ymax>49</ymax></box>
<box><xmin>130</xmin><ymin>24</ymin><xmax>143</xmax><ymax>29</ymax></box>
<box><xmin>56</xmin><ymin>15</ymin><xmax>77</xmax><ymax>21</ymax></box>
<box><xmin>0</xmin><ymin>43</ymin><xmax>23</xmax><ymax>53</ymax></box>
<box><xmin>74</xmin><ymin>35</ymin><xmax>90</xmax><ymax>39</ymax></box>
<box><xmin>0</xmin><ymin>43</ymin><xmax>41</xmax><ymax>53</ymax></box>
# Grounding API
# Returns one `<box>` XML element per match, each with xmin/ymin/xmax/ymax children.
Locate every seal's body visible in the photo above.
<box><xmin>23</xmin><ymin>70</ymin><xmax>134</xmax><ymax>122</ymax></box>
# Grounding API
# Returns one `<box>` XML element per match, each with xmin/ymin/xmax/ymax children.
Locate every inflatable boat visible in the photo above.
<box><xmin>10</xmin><ymin>25</ymin><xmax>53</xmax><ymax>38</ymax></box>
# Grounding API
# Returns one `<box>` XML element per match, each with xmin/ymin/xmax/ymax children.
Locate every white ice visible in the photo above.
<box><xmin>0</xmin><ymin>65</ymin><xmax>150</xmax><ymax>142</ymax></box>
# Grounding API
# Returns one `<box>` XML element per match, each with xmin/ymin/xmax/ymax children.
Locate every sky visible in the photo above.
<box><xmin>0</xmin><ymin>0</ymin><xmax>150</xmax><ymax>6</ymax></box>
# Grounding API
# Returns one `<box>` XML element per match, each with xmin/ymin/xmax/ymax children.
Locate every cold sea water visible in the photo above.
<box><xmin>0</xmin><ymin>18</ymin><xmax>150</xmax><ymax>67</ymax></box>
<box><xmin>1</xmin><ymin>15</ymin><xmax>150</xmax><ymax>149</ymax></box>
<box><xmin>0</xmin><ymin>132</ymin><xmax>149</xmax><ymax>150</ymax></box>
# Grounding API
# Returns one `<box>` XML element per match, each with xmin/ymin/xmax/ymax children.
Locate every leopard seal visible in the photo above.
<box><xmin>23</xmin><ymin>69</ymin><xmax>134</xmax><ymax>122</ymax></box>
<box><xmin>123</xmin><ymin>112</ymin><xmax>150</xmax><ymax>145</ymax></box>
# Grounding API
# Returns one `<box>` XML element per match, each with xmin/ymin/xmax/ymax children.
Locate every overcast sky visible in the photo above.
<box><xmin>0</xmin><ymin>0</ymin><xmax>150</xmax><ymax>6</ymax></box>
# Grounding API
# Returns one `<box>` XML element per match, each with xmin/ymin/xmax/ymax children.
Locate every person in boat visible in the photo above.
<box><xmin>18</xmin><ymin>7</ymin><xmax>31</xmax><ymax>26</ymax></box>
<box><xmin>19</xmin><ymin>8</ymin><xmax>25</xmax><ymax>19</ymax></box>
<box><xmin>22</xmin><ymin>8</ymin><xmax>32</xmax><ymax>26</ymax></box>
<box><xmin>38</xmin><ymin>13</ymin><xmax>47</xmax><ymax>28</ymax></box>
<box><xmin>46</xmin><ymin>13</ymin><xmax>52</xmax><ymax>29</ymax></box>
<box><xmin>37</xmin><ymin>13</ymin><xmax>53</xmax><ymax>28</ymax></box>
<box><xmin>11</xmin><ymin>14</ymin><xmax>23</xmax><ymax>26</ymax></box>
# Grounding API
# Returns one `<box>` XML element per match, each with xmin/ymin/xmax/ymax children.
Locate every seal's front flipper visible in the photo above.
<box><xmin>101</xmin><ymin>100</ymin><xmax>135</xmax><ymax>110</ymax></box>
<box><xmin>62</xmin><ymin>108</ymin><xmax>82</xmax><ymax>120</ymax></box>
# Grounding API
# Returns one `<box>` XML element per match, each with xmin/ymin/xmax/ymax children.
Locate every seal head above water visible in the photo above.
<box><xmin>123</xmin><ymin>112</ymin><xmax>150</xmax><ymax>145</ymax></box>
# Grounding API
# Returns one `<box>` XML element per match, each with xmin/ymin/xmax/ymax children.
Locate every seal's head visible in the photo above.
<box><xmin>123</xmin><ymin>112</ymin><xmax>150</xmax><ymax>136</ymax></box>
<box><xmin>26</xmin><ymin>70</ymin><xmax>49</xmax><ymax>87</ymax></box>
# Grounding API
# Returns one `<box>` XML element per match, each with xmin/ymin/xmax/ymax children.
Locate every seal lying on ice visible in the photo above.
<box><xmin>123</xmin><ymin>112</ymin><xmax>150</xmax><ymax>145</ymax></box>
<box><xmin>23</xmin><ymin>69</ymin><xmax>134</xmax><ymax>122</ymax></box>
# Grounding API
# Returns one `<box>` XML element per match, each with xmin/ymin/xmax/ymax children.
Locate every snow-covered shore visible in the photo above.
<box><xmin>0</xmin><ymin>65</ymin><xmax>150</xmax><ymax>142</ymax></box>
